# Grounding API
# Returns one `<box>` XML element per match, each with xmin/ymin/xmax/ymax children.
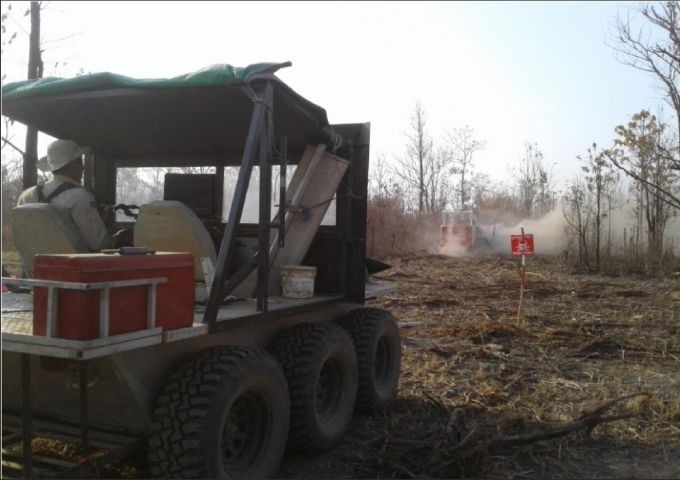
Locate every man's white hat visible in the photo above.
<box><xmin>46</xmin><ymin>139</ymin><xmax>83</xmax><ymax>171</ymax></box>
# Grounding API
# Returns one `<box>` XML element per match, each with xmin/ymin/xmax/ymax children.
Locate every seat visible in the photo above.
<box><xmin>133</xmin><ymin>201</ymin><xmax>217</xmax><ymax>283</ymax></box>
<box><xmin>12</xmin><ymin>204</ymin><xmax>89</xmax><ymax>277</ymax></box>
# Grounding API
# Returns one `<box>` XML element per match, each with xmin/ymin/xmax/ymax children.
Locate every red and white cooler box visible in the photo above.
<box><xmin>33</xmin><ymin>252</ymin><xmax>194</xmax><ymax>340</ymax></box>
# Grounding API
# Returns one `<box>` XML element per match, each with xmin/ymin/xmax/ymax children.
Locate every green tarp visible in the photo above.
<box><xmin>1</xmin><ymin>62</ymin><xmax>291</xmax><ymax>101</ymax></box>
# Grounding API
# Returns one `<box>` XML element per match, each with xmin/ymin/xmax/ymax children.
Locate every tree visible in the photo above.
<box><xmin>612</xmin><ymin>2</ymin><xmax>680</xmax><ymax>185</ymax></box>
<box><xmin>562</xmin><ymin>177</ymin><xmax>593</xmax><ymax>272</ymax></box>
<box><xmin>604</xmin><ymin>110</ymin><xmax>677</xmax><ymax>261</ymax></box>
<box><xmin>23</xmin><ymin>1</ymin><xmax>43</xmax><ymax>189</ymax></box>
<box><xmin>369</xmin><ymin>153</ymin><xmax>390</xmax><ymax>199</ymax></box>
<box><xmin>423</xmin><ymin>146</ymin><xmax>453</xmax><ymax>215</ymax></box>
<box><xmin>578</xmin><ymin>143</ymin><xmax>620</xmax><ymax>272</ymax></box>
<box><xmin>1</xmin><ymin>1</ymin><xmax>44</xmax><ymax>189</ymax></box>
<box><xmin>445</xmin><ymin>125</ymin><xmax>486</xmax><ymax>211</ymax></box>
<box><xmin>512</xmin><ymin>142</ymin><xmax>555</xmax><ymax>218</ymax></box>
<box><xmin>394</xmin><ymin>102</ymin><xmax>437</xmax><ymax>214</ymax></box>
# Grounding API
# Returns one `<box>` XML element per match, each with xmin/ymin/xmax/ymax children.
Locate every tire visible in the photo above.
<box><xmin>339</xmin><ymin>308</ymin><xmax>401</xmax><ymax>412</ymax></box>
<box><xmin>271</xmin><ymin>322</ymin><xmax>358</xmax><ymax>454</ymax></box>
<box><xmin>148</xmin><ymin>346</ymin><xmax>290</xmax><ymax>479</ymax></box>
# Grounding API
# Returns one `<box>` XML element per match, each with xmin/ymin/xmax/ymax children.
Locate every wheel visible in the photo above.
<box><xmin>339</xmin><ymin>308</ymin><xmax>401</xmax><ymax>412</ymax></box>
<box><xmin>270</xmin><ymin>322</ymin><xmax>358</xmax><ymax>454</ymax></box>
<box><xmin>148</xmin><ymin>346</ymin><xmax>289</xmax><ymax>479</ymax></box>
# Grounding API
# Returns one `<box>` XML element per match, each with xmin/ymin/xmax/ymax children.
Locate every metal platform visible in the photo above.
<box><xmin>2</xmin><ymin>281</ymin><xmax>395</xmax><ymax>354</ymax></box>
<box><xmin>1</xmin><ymin>281</ymin><xmax>396</xmax><ymax>478</ymax></box>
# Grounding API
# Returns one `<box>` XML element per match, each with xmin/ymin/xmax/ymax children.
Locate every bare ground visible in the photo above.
<box><xmin>278</xmin><ymin>254</ymin><xmax>680</xmax><ymax>479</ymax></box>
<box><xmin>4</xmin><ymin>253</ymin><xmax>679</xmax><ymax>478</ymax></box>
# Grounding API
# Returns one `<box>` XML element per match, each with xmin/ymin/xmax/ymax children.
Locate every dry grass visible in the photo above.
<box><xmin>281</xmin><ymin>254</ymin><xmax>680</xmax><ymax>479</ymax></box>
<box><xmin>4</xmin><ymin>254</ymin><xmax>679</xmax><ymax>478</ymax></box>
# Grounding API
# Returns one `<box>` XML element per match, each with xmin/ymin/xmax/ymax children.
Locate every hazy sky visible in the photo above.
<box><xmin>1</xmin><ymin>1</ymin><xmax>669</xmax><ymax>189</ymax></box>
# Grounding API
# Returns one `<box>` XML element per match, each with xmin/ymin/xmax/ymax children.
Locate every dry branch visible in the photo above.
<box><xmin>388</xmin><ymin>392</ymin><xmax>653</xmax><ymax>478</ymax></box>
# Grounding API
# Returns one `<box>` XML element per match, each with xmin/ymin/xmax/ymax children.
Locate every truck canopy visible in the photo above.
<box><xmin>1</xmin><ymin>62</ymin><xmax>339</xmax><ymax>163</ymax></box>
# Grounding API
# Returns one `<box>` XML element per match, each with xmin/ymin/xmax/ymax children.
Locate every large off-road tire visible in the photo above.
<box><xmin>339</xmin><ymin>308</ymin><xmax>401</xmax><ymax>412</ymax></box>
<box><xmin>148</xmin><ymin>346</ymin><xmax>290</xmax><ymax>479</ymax></box>
<box><xmin>271</xmin><ymin>322</ymin><xmax>358</xmax><ymax>454</ymax></box>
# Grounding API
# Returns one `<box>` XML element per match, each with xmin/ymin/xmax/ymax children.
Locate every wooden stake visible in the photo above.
<box><xmin>516</xmin><ymin>227</ymin><xmax>526</xmax><ymax>325</ymax></box>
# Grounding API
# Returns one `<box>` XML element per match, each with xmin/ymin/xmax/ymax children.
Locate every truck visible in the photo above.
<box><xmin>1</xmin><ymin>62</ymin><xmax>401</xmax><ymax>479</ymax></box>
<box><xmin>438</xmin><ymin>209</ymin><xmax>492</xmax><ymax>253</ymax></box>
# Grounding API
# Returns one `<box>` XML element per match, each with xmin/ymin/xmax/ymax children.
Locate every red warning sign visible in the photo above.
<box><xmin>511</xmin><ymin>234</ymin><xmax>535</xmax><ymax>256</ymax></box>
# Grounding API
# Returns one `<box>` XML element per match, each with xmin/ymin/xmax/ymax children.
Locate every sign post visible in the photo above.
<box><xmin>510</xmin><ymin>229</ymin><xmax>534</xmax><ymax>325</ymax></box>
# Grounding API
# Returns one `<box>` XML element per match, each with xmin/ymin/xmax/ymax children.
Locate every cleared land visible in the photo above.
<box><xmin>281</xmin><ymin>254</ymin><xmax>680</xmax><ymax>479</ymax></box>
<box><xmin>3</xmin><ymin>254</ymin><xmax>679</xmax><ymax>478</ymax></box>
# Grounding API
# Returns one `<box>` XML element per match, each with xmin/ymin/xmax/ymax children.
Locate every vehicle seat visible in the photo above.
<box><xmin>133</xmin><ymin>200</ymin><xmax>217</xmax><ymax>282</ymax></box>
<box><xmin>12</xmin><ymin>204</ymin><xmax>89</xmax><ymax>277</ymax></box>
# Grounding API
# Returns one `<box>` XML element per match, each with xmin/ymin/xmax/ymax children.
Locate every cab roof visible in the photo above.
<box><xmin>1</xmin><ymin>63</ymin><xmax>338</xmax><ymax>163</ymax></box>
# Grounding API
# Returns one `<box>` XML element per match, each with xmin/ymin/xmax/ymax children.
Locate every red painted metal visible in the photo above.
<box><xmin>33</xmin><ymin>253</ymin><xmax>194</xmax><ymax>340</ymax></box>
<box><xmin>510</xmin><ymin>234</ymin><xmax>535</xmax><ymax>256</ymax></box>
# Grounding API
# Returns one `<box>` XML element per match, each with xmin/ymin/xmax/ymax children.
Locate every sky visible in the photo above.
<box><xmin>0</xmin><ymin>1</ymin><xmax>671</xmax><ymax>191</ymax></box>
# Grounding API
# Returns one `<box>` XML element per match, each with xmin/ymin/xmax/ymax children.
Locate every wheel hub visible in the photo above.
<box><xmin>316</xmin><ymin>358</ymin><xmax>342</xmax><ymax>416</ymax></box>
<box><xmin>221</xmin><ymin>392</ymin><xmax>270</xmax><ymax>472</ymax></box>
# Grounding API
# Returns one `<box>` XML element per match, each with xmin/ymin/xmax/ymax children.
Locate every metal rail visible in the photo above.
<box><xmin>2</xmin><ymin>411</ymin><xmax>143</xmax><ymax>479</ymax></box>
<box><xmin>2</xmin><ymin>277</ymin><xmax>167</xmax><ymax>339</ymax></box>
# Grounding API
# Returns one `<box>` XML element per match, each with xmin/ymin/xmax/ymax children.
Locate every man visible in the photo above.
<box><xmin>17</xmin><ymin>139</ymin><xmax>128</xmax><ymax>251</ymax></box>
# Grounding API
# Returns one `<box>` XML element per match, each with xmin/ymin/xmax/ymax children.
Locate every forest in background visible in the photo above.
<box><xmin>2</xmin><ymin>2</ymin><xmax>679</xmax><ymax>276</ymax></box>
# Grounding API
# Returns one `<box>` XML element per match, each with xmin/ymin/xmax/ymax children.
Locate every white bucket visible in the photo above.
<box><xmin>281</xmin><ymin>265</ymin><xmax>316</xmax><ymax>299</ymax></box>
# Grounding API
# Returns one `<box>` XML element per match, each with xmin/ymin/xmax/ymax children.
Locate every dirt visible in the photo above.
<box><xmin>5</xmin><ymin>253</ymin><xmax>680</xmax><ymax>478</ymax></box>
<box><xmin>277</xmin><ymin>254</ymin><xmax>680</xmax><ymax>479</ymax></box>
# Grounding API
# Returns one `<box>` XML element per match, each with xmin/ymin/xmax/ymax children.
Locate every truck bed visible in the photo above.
<box><xmin>1</xmin><ymin>282</ymin><xmax>396</xmax><ymax>359</ymax></box>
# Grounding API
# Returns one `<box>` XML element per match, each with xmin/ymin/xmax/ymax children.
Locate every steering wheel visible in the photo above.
<box><xmin>113</xmin><ymin>203</ymin><xmax>140</xmax><ymax>219</ymax></box>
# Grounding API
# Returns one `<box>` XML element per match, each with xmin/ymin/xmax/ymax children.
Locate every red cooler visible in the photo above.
<box><xmin>33</xmin><ymin>252</ymin><xmax>194</xmax><ymax>340</ymax></box>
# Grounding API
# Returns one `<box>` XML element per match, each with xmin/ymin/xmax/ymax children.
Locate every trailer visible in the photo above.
<box><xmin>1</xmin><ymin>62</ymin><xmax>401</xmax><ymax>479</ymax></box>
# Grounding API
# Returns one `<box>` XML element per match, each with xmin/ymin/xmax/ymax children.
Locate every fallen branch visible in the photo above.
<box><xmin>495</xmin><ymin>412</ymin><xmax>636</xmax><ymax>448</ymax></box>
<box><xmin>495</xmin><ymin>391</ymin><xmax>651</xmax><ymax>448</ymax></box>
<box><xmin>421</xmin><ymin>392</ymin><xmax>652</xmax><ymax>477</ymax></box>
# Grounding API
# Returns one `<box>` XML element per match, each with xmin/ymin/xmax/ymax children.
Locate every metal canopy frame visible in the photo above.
<box><xmin>202</xmin><ymin>79</ymin><xmax>371</xmax><ymax>327</ymax></box>
<box><xmin>203</xmin><ymin>80</ymin><xmax>280</xmax><ymax>325</ymax></box>
<box><xmin>2</xmin><ymin>72</ymin><xmax>373</xmax><ymax>479</ymax></box>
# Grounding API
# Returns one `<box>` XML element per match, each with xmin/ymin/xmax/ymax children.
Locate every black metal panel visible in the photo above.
<box><xmin>332</xmin><ymin>123</ymin><xmax>371</xmax><ymax>303</ymax></box>
<box><xmin>93</xmin><ymin>155</ymin><xmax>116</xmax><ymax>206</ymax></box>
<box><xmin>163</xmin><ymin>173</ymin><xmax>219</xmax><ymax>218</ymax></box>
<box><xmin>207</xmin><ymin>296</ymin><xmax>346</xmax><ymax>334</ymax></box>
<box><xmin>302</xmin><ymin>234</ymin><xmax>344</xmax><ymax>294</ymax></box>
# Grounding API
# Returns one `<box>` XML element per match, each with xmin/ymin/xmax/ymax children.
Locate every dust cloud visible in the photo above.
<box><xmin>436</xmin><ymin>203</ymin><xmax>679</xmax><ymax>258</ymax></box>
<box><xmin>483</xmin><ymin>208</ymin><xmax>568</xmax><ymax>256</ymax></box>
<box><xmin>433</xmin><ymin>208</ymin><xmax>568</xmax><ymax>258</ymax></box>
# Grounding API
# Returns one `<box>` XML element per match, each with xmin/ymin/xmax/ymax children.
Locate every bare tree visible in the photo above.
<box><xmin>579</xmin><ymin>143</ymin><xmax>620</xmax><ymax>272</ymax></box>
<box><xmin>369</xmin><ymin>153</ymin><xmax>390</xmax><ymax>199</ymax></box>
<box><xmin>422</xmin><ymin>146</ymin><xmax>454</xmax><ymax>215</ymax></box>
<box><xmin>562</xmin><ymin>177</ymin><xmax>593</xmax><ymax>271</ymax></box>
<box><xmin>21</xmin><ymin>1</ymin><xmax>43</xmax><ymax>189</ymax></box>
<box><xmin>605</xmin><ymin>111</ymin><xmax>677</xmax><ymax>261</ymax></box>
<box><xmin>395</xmin><ymin>102</ymin><xmax>435</xmax><ymax>214</ymax></box>
<box><xmin>512</xmin><ymin>142</ymin><xmax>555</xmax><ymax>218</ymax></box>
<box><xmin>445</xmin><ymin>125</ymin><xmax>486</xmax><ymax>211</ymax></box>
<box><xmin>612</xmin><ymin>2</ymin><xmax>680</xmax><ymax>171</ymax></box>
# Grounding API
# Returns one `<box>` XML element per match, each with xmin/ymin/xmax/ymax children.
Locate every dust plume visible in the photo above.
<box><xmin>484</xmin><ymin>208</ymin><xmax>568</xmax><ymax>256</ymax></box>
